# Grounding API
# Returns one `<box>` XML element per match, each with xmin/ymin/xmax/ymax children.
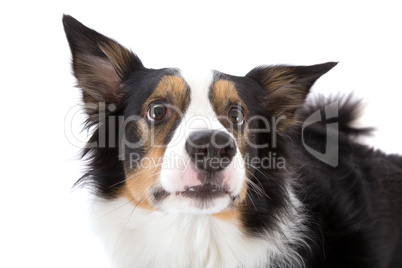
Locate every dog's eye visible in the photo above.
<box><xmin>228</xmin><ymin>106</ymin><xmax>244</xmax><ymax>125</ymax></box>
<box><xmin>147</xmin><ymin>104</ymin><xmax>167</xmax><ymax>121</ymax></box>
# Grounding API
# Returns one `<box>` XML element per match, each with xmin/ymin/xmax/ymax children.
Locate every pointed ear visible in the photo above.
<box><xmin>246</xmin><ymin>62</ymin><xmax>337</xmax><ymax>129</ymax></box>
<box><xmin>62</xmin><ymin>15</ymin><xmax>143</xmax><ymax>111</ymax></box>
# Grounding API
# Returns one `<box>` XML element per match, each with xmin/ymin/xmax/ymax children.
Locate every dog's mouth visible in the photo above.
<box><xmin>152</xmin><ymin>183</ymin><xmax>230</xmax><ymax>202</ymax></box>
<box><xmin>180</xmin><ymin>184</ymin><xmax>229</xmax><ymax>199</ymax></box>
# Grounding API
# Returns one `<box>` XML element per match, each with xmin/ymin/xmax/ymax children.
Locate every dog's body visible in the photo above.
<box><xmin>63</xmin><ymin>15</ymin><xmax>402</xmax><ymax>267</ymax></box>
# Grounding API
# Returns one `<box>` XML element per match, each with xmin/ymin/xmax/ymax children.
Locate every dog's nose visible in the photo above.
<box><xmin>185</xmin><ymin>130</ymin><xmax>237</xmax><ymax>173</ymax></box>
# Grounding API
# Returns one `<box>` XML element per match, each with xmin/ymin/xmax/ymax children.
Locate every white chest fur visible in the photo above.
<box><xmin>89</xmin><ymin>197</ymin><xmax>270</xmax><ymax>268</ymax></box>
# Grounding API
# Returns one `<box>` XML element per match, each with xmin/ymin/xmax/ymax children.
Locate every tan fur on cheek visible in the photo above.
<box><xmin>212</xmin><ymin>80</ymin><xmax>250</xmax><ymax>216</ymax></box>
<box><xmin>122</xmin><ymin>147</ymin><xmax>165</xmax><ymax>210</ymax></box>
<box><xmin>120</xmin><ymin>75</ymin><xmax>189</xmax><ymax>210</ymax></box>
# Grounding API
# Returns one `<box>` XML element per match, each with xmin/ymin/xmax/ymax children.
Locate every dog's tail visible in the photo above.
<box><xmin>296</xmin><ymin>94</ymin><xmax>374</xmax><ymax>137</ymax></box>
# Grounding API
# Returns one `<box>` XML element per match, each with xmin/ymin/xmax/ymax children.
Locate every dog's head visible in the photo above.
<box><xmin>64</xmin><ymin>15</ymin><xmax>335</xmax><ymax>216</ymax></box>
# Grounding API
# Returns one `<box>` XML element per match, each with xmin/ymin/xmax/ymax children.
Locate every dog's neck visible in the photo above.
<box><xmin>89</xmin><ymin>193</ymin><xmax>306</xmax><ymax>268</ymax></box>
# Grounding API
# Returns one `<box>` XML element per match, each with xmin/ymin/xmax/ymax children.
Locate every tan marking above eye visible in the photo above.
<box><xmin>212</xmin><ymin>80</ymin><xmax>243</xmax><ymax>114</ymax></box>
<box><xmin>211</xmin><ymin>79</ymin><xmax>249</xmax><ymax>148</ymax></box>
<box><xmin>141</xmin><ymin>75</ymin><xmax>189</xmax><ymax>117</ymax></box>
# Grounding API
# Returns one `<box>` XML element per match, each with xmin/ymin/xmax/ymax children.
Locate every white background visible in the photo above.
<box><xmin>1</xmin><ymin>1</ymin><xmax>401</xmax><ymax>267</ymax></box>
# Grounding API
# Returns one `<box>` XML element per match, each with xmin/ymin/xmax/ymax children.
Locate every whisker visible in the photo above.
<box><xmin>244</xmin><ymin>169</ymin><xmax>270</xmax><ymax>199</ymax></box>
<box><xmin>91</xmin><ymin>197</ymin><xmax>136</xmax><ymax>222</ymax></box>
<box><xmin>244</xmin><ymin>163</ymin><xmax>271</xmax><ymax>190</ymax></box>
<box><xmin>108</xmin><ymin>163</ymin><xmax>164</xmax><ymax>189</ymax></box>
<box><xmin>112</xmin><ymin>198</ymin><xmax>141</xmax><ymax>265</ymax></box>
<box><xmin>125</xmin><ymin>163</ymin><xmax>163</xmax><ymax>181</ymax></box>
<box><xmin>245</xmin><ymin>191</ymin><xmax>257</xmax><ymax>211</ymax></box>
<box><xmin>245</xmin><ymin>162</ymin><xmax>271</xmax><ymax>182</ymax></box>
<box><xmin>136</xmin><ymin>171</ymin><xmax>162</xmax><ymax>193</ymax></box>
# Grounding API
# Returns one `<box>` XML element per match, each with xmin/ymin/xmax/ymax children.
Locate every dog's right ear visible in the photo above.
<box><xmin>63</xmin><ymin>15</ymin><xmax>143</xmax><ymax>114</ymax></box>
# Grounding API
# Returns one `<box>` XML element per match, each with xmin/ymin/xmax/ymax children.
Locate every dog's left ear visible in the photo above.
<box><xmin>246</xmin><ymin>62</ymin><xmax>337</xmax><ymax>129</ymax></box>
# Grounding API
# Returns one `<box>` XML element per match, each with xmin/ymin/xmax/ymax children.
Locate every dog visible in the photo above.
<box><xmin>63</xmin><ymin>15</ymin><xmax>402</xmax><ymax>267</ymax></box>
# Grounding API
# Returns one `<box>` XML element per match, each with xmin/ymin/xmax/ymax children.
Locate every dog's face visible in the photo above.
<box><xmin>111</xmin><ymin>68</ymin><xmax>250</xmax><ymax>214</ymax></box>
<box><xmin>64</xmin><ymin>15</ymin><xmax>336</xmax><ymax>216</ymax></box>
<box><xmin>131</xmin><ymin>72</ymin><xmax>250</xmax><ymax>214</ymax></box>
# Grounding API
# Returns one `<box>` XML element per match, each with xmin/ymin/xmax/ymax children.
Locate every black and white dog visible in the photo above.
<box><xmin>63</xmin><ymin>15</ymin><xmax>402</xmax><ymax>267</ymax></box>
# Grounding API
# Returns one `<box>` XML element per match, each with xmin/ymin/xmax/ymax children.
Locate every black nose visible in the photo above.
<box><xmin>185</xmin><ymin>130</ymin><xmax>237</xmax><ymax>173</ymax></box>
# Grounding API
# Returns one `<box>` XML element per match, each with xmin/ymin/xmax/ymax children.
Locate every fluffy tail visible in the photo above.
<box><xmin>296</xmin><ymin>94</ymin><xmax>374</xmax><ymax>137</ymax></box>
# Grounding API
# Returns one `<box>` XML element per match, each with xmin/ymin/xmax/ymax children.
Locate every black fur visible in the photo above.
<box><xmin>294</xmin><ymin>98</ymin><xmax>402</xmax><ymax>267</ymax></box>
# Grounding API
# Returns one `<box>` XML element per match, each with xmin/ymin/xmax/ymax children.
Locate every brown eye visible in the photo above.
<box><xmin>228</xmin><ymin>106</ymin><xmax>244</xmax><ymax>125</ymax></box>
<box><xmin>147</xmin><ymin>104</ymin><xmax>167</xmax><ymax>121</ymax></box>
